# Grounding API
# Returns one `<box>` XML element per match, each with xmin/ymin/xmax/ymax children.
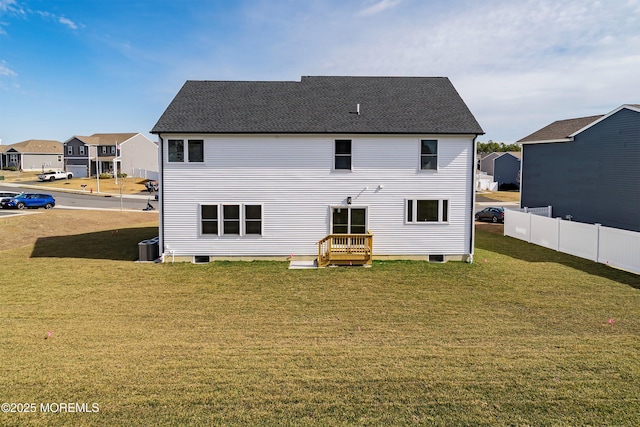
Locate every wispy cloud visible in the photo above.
<box><xmin>0</xmin><ymin>60</ymin><xmax>17</xmax><ymax>76</ymax></box>
<box><xmin>35</xmin><ymin>10</ymin><xmax>80</xmax><ymax>30</ymax></box>
<box><xmin>0</xmin><ymin>1</ymin><xmax>80</xmax><ymax>32</ymax></box>
<box><xmin>59</xmin><ymin>16</ymin><xmax>78</xmax><ymax>30</ymax></box>
<box><xmin>0</xmin><ymin>0</ymin><xmax>17</xmax><ymax>12</ymax></box>
<box><xmin>357</xmin><ymin>0</ymin><xmax>402</xmax><ymax>16</ymax></box>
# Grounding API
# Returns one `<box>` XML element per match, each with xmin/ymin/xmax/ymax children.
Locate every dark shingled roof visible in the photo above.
<box><xmin>518</xmin><ymin>115</ymin><xmax>604</xmax><ymax>143</ymax></box>
<box><xmin>151</xmin><ymin>76</ymin><xmax>484</xmax><ymax>135</ymax></box>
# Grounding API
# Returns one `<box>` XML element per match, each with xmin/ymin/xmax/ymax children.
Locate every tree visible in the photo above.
<box><xmin>477</xmin><ymin>140</ymin><xmax>521</xmax><ymax>154</ymax></box>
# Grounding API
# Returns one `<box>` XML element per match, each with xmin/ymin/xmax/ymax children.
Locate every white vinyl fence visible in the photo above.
<box><xmin>518</xmin><ymin>205</ymin><xmax>552</xmax><ymax>217</ymax></box>
<box><xmin>504</xmin><ymin>210</ymin><xmax>640</xmax><ymax>275</ymax></box>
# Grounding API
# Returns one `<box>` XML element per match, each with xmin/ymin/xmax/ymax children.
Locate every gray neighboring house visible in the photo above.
<box><xmin>64</xmin><ymin>133</ymin><xmax>158</xmax><ymax>179</ymax></box>
<box><xmin>518</xmin><ymin>104</ymin><xmax>640</xmax><ymax>232</ymax></box>
<box><xmin>493</xmin><ymin>152</ymin><xmax>521</xmax><ymax>188</ymax></box>
<box><xmin>0</xmin><ymin>140</ymin><xmax>63</xmax><ymax>171</ymax></box>
<box><xmin>479</xmin><ymin>151</ymin><xmax>521</xmax><ymax>188</ymax></box>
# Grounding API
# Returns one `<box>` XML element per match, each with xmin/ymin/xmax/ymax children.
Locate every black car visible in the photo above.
<box><xmin>475</xmin><ymin>207</ymin><xmax>505</xmax><ymax>223</ymax></box>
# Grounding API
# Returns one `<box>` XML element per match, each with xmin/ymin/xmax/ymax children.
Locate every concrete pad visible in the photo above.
<box><xmin>288</xmin><ymin>260</ymin><xmax>317</xmax><ymax>269</ymax></box>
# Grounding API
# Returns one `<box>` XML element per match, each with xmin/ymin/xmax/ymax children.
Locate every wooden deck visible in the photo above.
<box><xmin>317</xmin><ymin>233</ymin><xmax>373</xmax><ymax>267</ymax></box>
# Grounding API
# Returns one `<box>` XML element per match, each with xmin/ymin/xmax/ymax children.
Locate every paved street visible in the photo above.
<box><xmin>0</xmin><ymin>183</ymin><xmax>158</xmax><ymax>213</ymax></box>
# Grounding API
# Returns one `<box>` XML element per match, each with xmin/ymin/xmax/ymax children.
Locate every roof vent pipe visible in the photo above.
<box><xmin>357</xmin><ymin>103</ymin><xmax>360</xmax><ymax>115</ymax></box>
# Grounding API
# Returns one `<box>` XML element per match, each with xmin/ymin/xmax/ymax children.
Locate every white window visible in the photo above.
<box><xmin>168</xmin><ymin>139</ymin><xmax>204</xmax><ymax>163</ymax></box>
<box><xmin>334</xmin><ymin>139</ymin><xmax>352</xmax><ymax>170</ymax></box>
<box><xmin>79</xmin><ymin>146</ymin><xmax>86</xmax><ymax>155</ymax></box>
<box><xmin>168</xmin><ymin>140</ymin><xmax>184</xmax><ymax>162</ymax></box>
<box><xmin>420</xmin><ymin>139</ymin><xmax>438</xmax><ymax>170</ymax></box>
<box><xmin>406</xmin><ymin>199</ymin><xmax>448</xmax><ymax>223</ymax></box>
<box><xmin>66</xmin><ymin>145</ymin><xmax>73</xmax><ymax>155</ymax></box>
<box><xmin>188</xmin><ymin>140</ymin><xmax>204</xmax><ymax>162</ymax></box>
<box><xmin>201</xmin><ymin>205</ymin><xmax>218</xmax><ymax>235</ymax></box>
<box><xmin>331</xmin><ymin>207</ymin><xmax>367</xmax><ymax>234</ymax></box>
<box><xmin>200</xmin><ymin>204</ymin><xmax>262</xmax><ymax>236</ymax></box>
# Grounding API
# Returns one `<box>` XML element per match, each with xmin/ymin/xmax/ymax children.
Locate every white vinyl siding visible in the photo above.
<box><xmin>161</xmin><ymin>134</ymin><xmax>474</xmax><ymax>258</ymax></box>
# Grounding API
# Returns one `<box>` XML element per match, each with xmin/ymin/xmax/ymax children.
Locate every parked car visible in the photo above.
<box><xmin>0</xmin><ymin>192</ymin><xmax>21</xmax><ymax>208</ymax></box>
<box><xmin>37</xmin><ymin>170</ymin><xmax>73</xmax><ymax>181</ymax></box>
<box><xmin>475</xmin><ymin>207</ymin><xmax>505</xmax><ymax>223</ymax></box>
<box><xmin>0</xmin><ymin>193</ymin><xmax>56</xmax><ymax>209</ymax></box>
<box><xmin>0</xmin><ymin>191</ymin><xmax>21</xmax><ymax>198</ymax></box>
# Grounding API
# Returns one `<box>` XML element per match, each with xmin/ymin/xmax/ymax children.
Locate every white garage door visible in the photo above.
<box><xmin>67</xmin><ymin>165</ymin><xmax>88</xmax><ymax>178</ymax></box>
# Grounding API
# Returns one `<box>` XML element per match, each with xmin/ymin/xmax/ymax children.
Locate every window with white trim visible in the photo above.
<box><xmin>168</xmin><ymin>140</ymin><xmax>184</xmax><ymax>162</ymax></box>
<box><xmin>79</xmin><ymin>146</ymin><xmax>86</xmax><ymax>155</ymax></box>
<box><xmin>245</xmin><ymin>205</ymin><xmax>262</xmax><ymax>235</ymax></box>
<box><xmin>201</xmin><ymin>204</ymin><xmax>262</xmax><ymax>236</ymax></box>
<box><xmin>201</xmin><ymin>205</ymin><xmax>219</xmax><ymax>235</ymax></box>
<box><xmin>334</xmin><ymin>139</ymin><xmax>352</xmax><ymax>170</ymax></box>
<box><xmin>188</xmin><ymin>140</ymin><xmax>204</xmax><ymax>162</ymax></box>
<box><xmin>331</xmin><ymin>206</ymin><xmax>367</xmax><ymax>234</ymax></box>
<box><xmin>168</xmin><ymin>139</ymin><xmax>204</xmax><ymax>163</ymax></box>
<box><xmin>406</xmin><ymin>199</ymin><xmax>448</xmax><ymax>223</ymax></box>
<box><xmin>66</xmin><ymin>145</ymin><xmax>73</xmax><ymax>155</ymax></box>
<box><xmin>420</xmin><ymin>139</ymin><xmax>438</xmax><ymax>170</ymax></box>
<box><xmin>223</xmin><ymin>205</ymin><xmax>240</xmax><ymax>235</ymax></box>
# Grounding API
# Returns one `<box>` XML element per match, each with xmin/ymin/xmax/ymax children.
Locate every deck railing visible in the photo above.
<box><xmin>317</xmin><ymin>233</ymin><xmax>373</xmax><ymax>267</ymax></box>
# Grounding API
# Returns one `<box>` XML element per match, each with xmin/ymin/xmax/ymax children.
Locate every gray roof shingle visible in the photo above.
<box><xmin>151</xmin><ymin>76</ymin><xmax>484</xmax><ymax>135</ymax></box>
<box><xmin>518</xmin><ymin>115</ymin><xmax>604</xmax><ymax>143</ymax></box>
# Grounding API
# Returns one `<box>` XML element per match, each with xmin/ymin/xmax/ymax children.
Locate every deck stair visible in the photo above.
<box><xmin>317</xmin><ymin>233</ymin><xmax>373</xmax><ymax>267</ymax></box>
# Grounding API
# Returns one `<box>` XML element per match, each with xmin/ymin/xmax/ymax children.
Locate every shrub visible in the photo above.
<box><xmin>99</xmin><ymin>173</ymin><xmax>113</xmax><ymax>179</ymax></box>
<box><xmin>117</xmin><ymin>173</ymin><xmax>128</xmax><ymax>178</ymax></box>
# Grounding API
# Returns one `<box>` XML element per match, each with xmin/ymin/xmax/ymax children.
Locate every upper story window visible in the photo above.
<box><xmin>168</xmin><ymin>139</ymin><xmax>203</xmax><ymax>163</ymax></box>
<box><xmin>79</xmin><ymin>146</ymin><xmax>86</xmax><ymax>155</ymax></box>
<box><xmin>188</xmin><ymin>140</ymin><xmax>204</xmax><ymax>162</ymax></box>
<box><xmin>168</xmin><ymin>140</ymin><xmax>184</xmax><ymax>162</ymax></box>
<box><xmin>66</xmin><ymin>145</ymin><xmax>73</xmax><ymax>155</ymax></box>
<box><xmin>334</xmin><ymin>139</ymin><xmax>352</xmax><ymax>170</ymax></box>
<box><xmin>101</xmin><ymin>146</ymin><xmax>108</xmax><ymax>154</ymax></box>
<box><xmin>420</xmin><ymin>139</ymin><xmax>438</xmax><ymax>170</ymax></box>
<box><xmin>110</xmin><ymin>146</ymin><xmax>116</xmax><ymax>154</ymax></box>
<box><xmin>406</xmin><ymin>199</ymin><xmax>448</xmax><ymax>223</ymax></box>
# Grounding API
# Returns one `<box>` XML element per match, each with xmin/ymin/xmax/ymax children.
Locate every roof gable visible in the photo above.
<box><xmin>1</xmin><ymin>139</ymin><xmax>62</xmax><ymax>154</ymax></box>
<box><xmin>519</xmin><ymin>104</ymin><xmax>640</xmax><ymax>144</ymax></box>
<box><xmin>151</xmin><ymin>76</ymin><xmax>484</xmax><ymax>135</ymax></box>
<box><xmin>518</xmin><ymin>115</ymin><xmax>604</xmax><ymax>143</ymax></box>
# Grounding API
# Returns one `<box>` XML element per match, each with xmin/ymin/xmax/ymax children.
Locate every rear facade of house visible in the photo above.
<box><xmin>519</xmin><ymin>105</ymin><xmax>640</xmax><ymax>232</ymax></box>
<box><xmin>152</xmin><ymin>76</ymin><xmax>484</xmax><ymax>263</ymax></box>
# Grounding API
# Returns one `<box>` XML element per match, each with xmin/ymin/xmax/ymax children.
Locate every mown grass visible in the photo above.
<box><xmin>0</xmin><ymin>215</ymin><xmax>639</xmax><ymax>426</ymax></box>
<box><xmin>1</xmin><ymin>170</ymin><xmax>150</xmax><ymax>194</ymax></box>
<box><xmin>477</xmin><ymin>190</ymin><xmax>520</xmax><ymax>203</ymax></box>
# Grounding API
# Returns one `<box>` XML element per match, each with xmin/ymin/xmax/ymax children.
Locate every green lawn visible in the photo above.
<box><xmin>1</xmin><ymin>220</ymin><xmax>639</xmax><ymax>426</ymax></box>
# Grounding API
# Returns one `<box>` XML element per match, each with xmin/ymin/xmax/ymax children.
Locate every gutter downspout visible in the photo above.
<box><xmin>469</xmin><ymin>135</ymin><xmax>479</xmax><ymax>264</ymax></box>
<box><xmin>157</xmin><ymin>134</ymin><xmax>165</xmax><ymax>262</ymax></box>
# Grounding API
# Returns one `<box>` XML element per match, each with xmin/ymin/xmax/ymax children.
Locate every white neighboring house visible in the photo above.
<box><xmin>151</xmin><ymin>76</ymin><xmax>484</xmax><ymax>263</ymax></box>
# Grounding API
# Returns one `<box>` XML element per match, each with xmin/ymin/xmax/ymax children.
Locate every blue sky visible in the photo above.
<box><xmin>1</xmin><ymin>0</ymin><xmax>639</xmax><ymax>145</ymax></box>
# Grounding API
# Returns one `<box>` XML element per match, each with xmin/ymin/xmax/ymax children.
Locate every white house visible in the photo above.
<box><xmin>151</xmin><ymin>76</ymin><xmax>484</xmax><ymax>264</ymax></box>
